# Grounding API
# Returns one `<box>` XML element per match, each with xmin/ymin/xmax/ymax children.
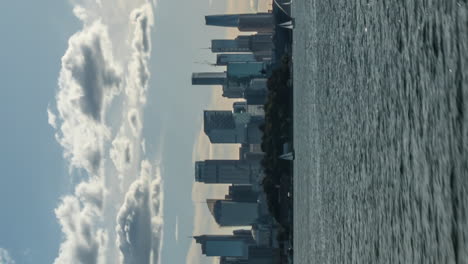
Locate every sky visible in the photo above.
<box><xmin>0</xmin><ymin>0</ymin><xmax>268</xmax><ymax>263</ymax></box>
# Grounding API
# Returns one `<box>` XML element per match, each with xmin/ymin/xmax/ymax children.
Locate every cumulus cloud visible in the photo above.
<box><xmin>47</xmin><ymin>107</ymin><xmax>58</xmax><ymax>129</ymax></box>
<box><xmin>126</xmin><ymin>4</ymin><xmax>154</xmax><ymax>105</ymax></box>
<box><xmin>116</xmin><ymin>161</ymin><xmax>163</xmax><ymax>264</ymax></box>
<box><xmin>110</xmin><ymin>132</ymin><xmax>133</xmax><ymax>175</ymax></box>
<box><xmin>54</xmin><ymin>178</ymin><xmax>107</xmax><ymax>264</ymax></box>
<box><xmin>59</xmin><ymin>21</ymin><xmax>121</xmax><ymax>122</ymax></box>
<box><xmin>50</xmin><ymin>1</ymin><xmax>161</xmax><ymax>264</ymax></box>
<box><xmin>127</xmin><ymin>109</ymin><xmax>142</xmax><ymax>137</ymax></box>
<box><xmin>52</xmin><ymin>20</ymin><xmax>121</xmax><ymax>174</ymax></box>
<box><xmin>0</xmin><ymin>248</ymin><xmax>15</xmax><ymax>264</ymax></box>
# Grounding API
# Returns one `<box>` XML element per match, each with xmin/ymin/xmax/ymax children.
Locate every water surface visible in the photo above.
<box><xmin>292</xmin><ymin>1</ymin><xmax>468</xmax><ymax>263</ymax></box>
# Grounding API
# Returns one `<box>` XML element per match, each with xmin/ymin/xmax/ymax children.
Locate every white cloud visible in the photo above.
<box><xmin>49</xmin><ymin>1</ymin><xmax>161</xmax><ymax>264</ymax></box>
<box><xmin>125</xmin><ymin>4</ymin><xmax>154</xmax><ymax>106</ymax></box>
<box><xmin>52</xmin><ymin>20</ymin><xmax>121</xmax><ymax>174</ymax></box>
<box><xmin>116</xmin><ymin>160</ymin><xmax>163</xmax><ymax>264</ymax></box>
<box><xmin>0</xmin><ymin>248</ymin><xmax>15</xmax><ymax>264</ymax></box>
<box><xmin>127</xmin><ymin>109</ymin><xmax>142</xmax><ymax>137</ymax></box>
<box><xmin>110</xmin><ymin>132</ymin><xmax>133</xmax><ymax>176</ymax></box>
<box><xmin>47</xmin><ymin>107</ymin><xmax>58</xmax><ymax>129</ymax></box>
<box><xmin>54</xmin><ymin>178</ymin><xmax>107</xmax><ymax>264</ymax></box>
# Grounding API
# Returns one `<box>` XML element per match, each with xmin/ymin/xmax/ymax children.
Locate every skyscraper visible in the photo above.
<box><xmin>194</xmin><ymin>230</ymin><xmax>254</xmax><ymax>257</ymax></box>
<box><xmin>207</xmin><ymin>199</ymin><xmax>259</xmax><ymax>226</ymax></box>
<box><xmin>205</xmin><ymin>13</ymin><xmax>274</xmax><ymax>32</ymax></box>
<box><xmin>192</xmin><ymin>72</ymin><xmax>227</xmax><ymax>85</ymax></box>
<box><xmin>205</xmin><ymin>14</ymin><xmax>240</xmax><ymax>27</ymax></box>
<box><xmin>216</xmin><ymin>54</ymin><xmax>256</xmax><ymax>66</ymax></box>
<box><xmin>211</xmin><ymin>36</ymin><xmax>251</xmax><ymax>52</ymax></box>
<box><xmin>202</xmin><ymin>110</ymin><xmax>264</xmax><ymax>144</ymax></box>
<box><xmin>220</xmin><ymin>257</ymin><xmax>248</xmax><ymax>264</ymax></box>
<box><xmin>227</xmin><ymin>62</ymin><xmax>266</xmax><ymax>80</ymax></box>
<box><xmin>226</xmin><ymin>185</ymin><xmax>258</xmax><ymax>203</ymax></box>
<box><xmin>211</xmin><ymin>34</ymin><xmax>273</xmax><ymax>53</ymax></box>
<box><xmin>194</xmin><ymin>159</ymin><xmax>261</xmax><ymax>184</ymax></box>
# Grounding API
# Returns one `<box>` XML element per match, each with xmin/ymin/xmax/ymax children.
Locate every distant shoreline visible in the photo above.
<box><xmin>259</xmin><ymin>1</ymin><xmax>294</xmax><ymax>262</ymax></box>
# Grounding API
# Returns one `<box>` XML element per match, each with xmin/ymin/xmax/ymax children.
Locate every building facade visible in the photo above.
<box><xmin>207</xmin><ymin>199</ymin><xmax>259</xmax><ymax>226</ymax></box>
<box><xmin>195</xmin><ymin>159</ymin><xmax>262</xmax><ymax>184</ymax></box>
<box><xmin>216</xmin><ymin>54</ymin><xmax>257</xmax><ymax>66</ymax></box>
<box><xmin>211</xmin><ymin>34</ymin><xmax>273</xmax><ymax>54</ymax></box>
<box><xmin>194</xmin><ymin>230</ymin><xmax>254</xmax><ymax>258</ymax></box>
<box><xmin>203</xmin><ymin>110</ymin><xmax>263</xmax><ymax>144</ymax></box>
<box><xmin>205</xmin><ymin>13</ymin><xmax>274</xmax><ymax>32</ymax></box>
<box><xmin>192</xmin><ymin>72</ymin><xmax>227</xmax><ymax>85</ymax></box>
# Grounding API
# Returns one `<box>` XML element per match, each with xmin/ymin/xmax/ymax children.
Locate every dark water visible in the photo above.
<box><xmin>292</xmin><ymin>0</ymin><xmax>468</xmax><ymax>263</ymax></box>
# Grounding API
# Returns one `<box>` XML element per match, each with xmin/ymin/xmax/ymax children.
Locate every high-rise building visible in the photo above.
<box><xmin>227</xmin><ymin>62</ymin><xmax>266</xmax><ymax>80</ymax></box>
<box><xmin>211</xmin><ymin>34</ymin><xmax>273</xmax><ymax>53</ymax></box>
<box><xmin>212</xmin><ymin>36</ymin><xmax>251</xmax><ymax>52</ymax></box>
<box><xmin>203</xmin><ymin>110</ymin><xmax>263</xmax><ymax>144</ymax></box>
<box><xmin>244</xmin><ymin>78</ymin><xmax>268</xmax><ymax>104</ymax></box>
<box><xmin>192</xmin><ymin>62</ymin><xmax>265</xmax><ymax>87</ymax></box>
<box><xmin>207</xmin><ymin>199</ymin><xmax>259</xmax><ymax>226</ymax></box>
<box><xmin>220</xmin><ymin>257</ymin><xmax>249</xmax><ymax>264</ymax></box>
<box><xmin>226</xmin><ymin>185</ymin><xmax>258</xmax><ymax>202</ymax></box>
<box><xmin>192</xmin><ymin>72</ymin><xmax>227</xmax><ymax>85</ymax></box>
<box><xmin>217</xmin><ymin>248</ymin><xmax>281</xmax><ymax>264</ymax></box>
<box><xmin>195</xmin><ymin>159</ymin><xmax>261</xmax><ymax>184</ymax></box>
<box><xmin>216</xmin><ymin>54</ymin><xmax>256</xmax><ymax>66</ymax></box>
<box><xmin>205</xmin><ymin>14</ymin><xmax>240</xmax><ymax>27</ymax></box>
<box><xmin>205</xmin><ymin>13</ymin><xmax>274</xmax><ymax>32</ymax></box>
<box><xmin>247</xmin><ymin>247</ymin><xmax>281</xmax><ymax>264</ymax></box>
<box><xmin>194</xmin><ymin>230</ymin><xmax>254</xmax><ymax>257</ymax></box>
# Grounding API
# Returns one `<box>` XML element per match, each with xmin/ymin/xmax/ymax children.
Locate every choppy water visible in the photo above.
<box><xmin>292</xmin><ymin>1</ymin><xmax>468</xmax><ymax>263</ymax></box>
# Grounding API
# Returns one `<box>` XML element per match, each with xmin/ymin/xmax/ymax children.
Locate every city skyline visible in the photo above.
<box><xmin>0</xmin><ymin>0</ymin><xmax>270</xmax><ymax>264</ymax></box>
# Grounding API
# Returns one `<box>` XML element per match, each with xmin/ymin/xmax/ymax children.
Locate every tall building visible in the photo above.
<box><xmin>192</xmin><ymin>62</ymin><xmax>266</xmax><ymax>87</ymax></box>
<box><xmin>192</xmin><ymin>72</ymin><xmax>227</xmax><ymax>85</ymax></box>
<box><xmin>205</xmin><ymin>14</ymin><xmax>240</xmax><ymax>27</ymax></box>
<box><xmin>205</xmin><ymin>13</ymin><xmax>274</xmax><ymax>32</ymax></box>
<box><xmin>227</xmin><ymin>62</ymin><xmax>266</xmax><ymax>80</ymax></box>
<box><xmin>203</xmin><ymin>110</ymin><xmax>263</xmax><ymax>144</ymax></box>
<box><xmin>211</xmin><ymin>34</ymin><xmax>273</xmax><ymax>53</ymax></box>
<box><xmin>194</xmin><ymin>230</ymin><xmax>254</xmax><ymax>257</ymax></box>
<box><xmin>226</xmin><ymin>185</ymin><xmax>258</xmax><ymax>203</ymax></box>
<box><xmin>220</xmin><ymin>257</ymin><xmax>249</xmax><ymax>264</ymax></box>
<box><xmin>247</xmin><ymin>247</ymin><xmax>281</xmax><ymax>264</ymax></box>
<box><xmin>207</xmin><ymin>199</ymin><xmax>259</xmax><ymax>226</ymax></box>
<box><xmin>216</xmin><ymin>54</ymin><xmax>256</xmax><ymax>66</ymax></box>
<box><xmin>195</xmin><ymin>159</ymin><xmax>261</xmax><ymax>184</ymax></box>
<box><xmin>218</xmin><ymin>248</ymin><xmax>281</xmax><ymax>264</ymax></box>
<box><xmin>212</xmin><ymin>36</ymin><xmax>251</xmax><ymax>52</ymax></box>
<box><xmin>244</xmin><ymin>78</ymin><xmax>268</xmax><ymax>104</ymax></box>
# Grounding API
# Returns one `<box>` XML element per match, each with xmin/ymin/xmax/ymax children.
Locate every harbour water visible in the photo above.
<box><xmin>292</xmin><ymin>1</ymin><xmax>468</xmax><ymax>263</ymax></box>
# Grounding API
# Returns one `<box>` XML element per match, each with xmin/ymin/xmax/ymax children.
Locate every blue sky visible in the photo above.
<box><xmin>0</xmin><ymin>0</ymin><xmax>259</xmax><ymax>263</ymax></box>
<box><xmin>0</xmin><ymin>1</ymin><xmax>78</xmax><ymax>263</ymax></box>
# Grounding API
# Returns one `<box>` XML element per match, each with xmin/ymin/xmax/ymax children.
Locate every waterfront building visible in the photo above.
<box><xmin>192</xmin><ymin>62</ymin><xmax>266</xmax><ymax>87</ymax></box>
<box><xmin>195</xmin><ymin>159</ymin><xmax>262</xmax><ymax>184</ymax></box>
<box><xmin>207</xmin><ymin>198</ymin><xmax>259</xmax><ymax>226</ymax></box>
<box><xmin>216</xmin><ymin>54</ymin><xmax>257</xmax><ymax>66</ymax></box>
<box><xmin>205</xmin><ymin>13</ymin><xmax>274</xmax><ymax>32</ymax></box>
<box><xmin>212</xmin><ymin>36</ymin><xmax>251</xmax><ymax>52</ymax></box>
<box><xmin>203</xmin><ymin>110</ymin><xmax>263</xmax><ymax>144</ymax></box>
<box><xmin>227</xmin><ymin>62</ymin><xmax>266</xmax><ymax>80</ymax></box>
<box><xmin>218</xmin><ymin>248</ymin><xmax>281</xmax><ymax>264</ymax></box>
<box><xmin>246</xmin><ymin>247</ymin><xmax>281</xmax><ymax>264</ymax></box>
<box><xmin>220</xmin><ymin>257</ymin><xmax>249</xmax><ymax>264</ymax></box>
<box><xmin>194</xmin><ymin>230</ymin><xmax>254</xmax><ymax>258</ymax></box>
<box><xmin>192</xmin><ymin>72</ymin><xmax>227</xmax><ymax>85</ymax></box>
<box><xmin>226</xmin><ymin>185</ymin><xmax>258</xmax><ymax>202</ymax></box>
<box><xmin>211</xmin><ymin>34</ymin><xmax>273</xmax><ymax>54</ymax></box>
